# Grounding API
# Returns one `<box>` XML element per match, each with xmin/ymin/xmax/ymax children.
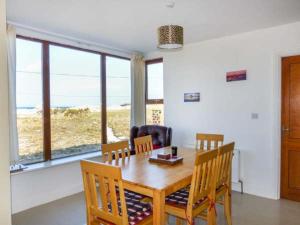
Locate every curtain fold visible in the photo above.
<box><xmin>130</xmin><ymin>53</ymin><xmax>146</xmax><ymax>127</ymax></box>
<box><xmin>7</xmin><ymin>24</ymin><xmax>19</xmax><ymax>164</ymax></box>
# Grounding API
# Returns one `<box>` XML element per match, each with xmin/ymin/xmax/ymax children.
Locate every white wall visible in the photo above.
<box><xmin>146</xmin><ymin>22</ymin><xmax>300</xmax><ymax>199</ymax></box>
<box><xmin>11</xmin><ymin>162</ymin><xmax>82</xmax><ymax>214</ymax></box>
<box><xmin>0</xmin><ymin>0</ymin><xmax>12</xmax><ymax>224</ymax></box>
<box><xmin>11</xmin><ymin>155</ymin><xmax>101</xmax><ymax>214</ymax></box>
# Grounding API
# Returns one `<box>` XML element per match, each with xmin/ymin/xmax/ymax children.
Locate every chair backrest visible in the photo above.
<box><xmin>130</xmin><ymin>125</ymin><xmax>172</xmax><ymax>150</ymax></box>
<box><xmin>134</xmin><ymin>135</ymin><xmax>153</xmax><ymax>153</ymax></box>
<box><xmin>102</xmin><ymin>141</ymin><xmax>130</xmax><ymax>163</ymax></box>
<box><xmin>187</xmin><ymin>149</ymin><xmax>219</xmax><ymax>210</ymax></box>
<box><xmin>216</xmin><ymin>142</ymin><xmax>235</xmax><ymax>188</ymax></box>
<box><xmin>196</xmin><ymin>133</ymin><xmax>224</xmax><ymax>151</ymax></box>
<box><xmin>81</xmin><ymin>160</ymin><xmax>128</xmax><ymax>225</ymax></box>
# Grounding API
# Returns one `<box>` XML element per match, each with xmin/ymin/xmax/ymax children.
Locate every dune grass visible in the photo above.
<box><xmin>17</xmin><ymin>108</ymin><xmax>130</xmax><ymax>164</ymax></box>
<box><xmin>17</xmin><ymin>105</ymin><xmax>163</xmax><ymax>164</ymax></box>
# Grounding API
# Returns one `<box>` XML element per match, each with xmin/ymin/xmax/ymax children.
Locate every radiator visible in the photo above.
<box><xmin>232</xmin><ymin>149</ymin><xmax>240</xmax><ymax>183</ymax></box>
<box><xmin>232</xmin><ymin>149</ymin><xmax>243</xmax><ymax>193</ymax></box>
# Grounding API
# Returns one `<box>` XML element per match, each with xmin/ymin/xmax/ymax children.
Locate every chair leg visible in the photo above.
<box><xmin>87</xmin><ymin>213</ymin><xmax>92</xmax><ymax>225</ymax></box>
<box><xmin>176</xmin><ymin>217</ymin><xmax>183</xmax><ymax>225</ymax></box>
<box><xmin>224</xmin><ymin>192</ymin><xmax>232</xmax><ymax>225</ymax></box>
<box><xmin>207</xmin><ymin>207</ymin><xmax>217</xmax><ymax>225</ymax></box>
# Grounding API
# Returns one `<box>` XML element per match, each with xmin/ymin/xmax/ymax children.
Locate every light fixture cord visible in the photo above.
<box><xmin>166</xmin><ymin>0</ymin><xmax>175</xmax><ymax>26</ymax></box>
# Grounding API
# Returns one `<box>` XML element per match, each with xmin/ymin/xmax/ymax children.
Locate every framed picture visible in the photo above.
<box><xmin>184</xmin><ymin>93</ymin><xmax>200</xmax><ymax>102</ymax></box>
<box><xmin>226</xmin><ymin>70</ymin><xmax>247</xmax><ymax>82</ymax></box>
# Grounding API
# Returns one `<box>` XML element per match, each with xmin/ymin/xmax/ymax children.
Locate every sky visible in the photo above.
<box><xmin>16</xmin><ymin>38</ymin><xmax>163</xmax><ymax>108</ymax></box>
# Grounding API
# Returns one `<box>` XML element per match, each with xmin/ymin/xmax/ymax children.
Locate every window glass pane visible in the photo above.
<box><xmin>147</xmin><ymin>62</ymin><xmax>163</xmax><ymax>99</ymax></box>
<box><xmin>146</xmin><ymin>60</ymin><xmax>164</xmax><ymax>126</ymax></box>
<box><xmin>146</xmin><ymin>104</ymin><xmax>164</xmax><ymax>125</ymax></box>
<box><xmin>106</xmin><ymin>56</ymin><xmax>131</xmax><ymax>143</ymax></box>
<box><xmin>16</xmin><ymin>38</ymin><xmax>43</xmax><ymax>164</ymax></box>
<box><xmin>50</xmin><ymin>45</ymin><xmax>101</xmax><ymax>159</ymax></box>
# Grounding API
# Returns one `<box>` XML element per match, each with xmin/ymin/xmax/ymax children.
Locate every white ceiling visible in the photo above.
<box><xmin>7</xmin><ymin>0</ymin><xmax>300</xmax><ymax>53</ymax></box>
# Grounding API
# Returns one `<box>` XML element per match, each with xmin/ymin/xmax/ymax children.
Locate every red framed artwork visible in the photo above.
<box><xmin>226</xmin><ymin>70</ymin><xmax>247</xmax><ymax>82</ymax></box>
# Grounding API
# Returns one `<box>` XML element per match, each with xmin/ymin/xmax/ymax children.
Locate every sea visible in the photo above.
<box><xmin>17</xmin><ymin>105</ymin><xmax>130</xmax><ymax>115</ymax></box>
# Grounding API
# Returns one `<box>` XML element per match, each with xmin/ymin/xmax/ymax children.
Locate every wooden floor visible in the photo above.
<box><xmin>12</xmin><ymin>192</ymin><xmax>300</xmax><ymax>225</ymax></box>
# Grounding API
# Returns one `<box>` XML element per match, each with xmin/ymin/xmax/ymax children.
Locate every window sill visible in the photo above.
<box><xmin>10</xmin><ymin>151</ymin><xmax>102</xmax><ymax>176</ymax></box>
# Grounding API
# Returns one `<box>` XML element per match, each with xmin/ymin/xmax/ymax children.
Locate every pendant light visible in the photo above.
<box><xmin>157</xmin><ymin>0</ymin><xmax>184</xmax><ymax>49</ymax></box>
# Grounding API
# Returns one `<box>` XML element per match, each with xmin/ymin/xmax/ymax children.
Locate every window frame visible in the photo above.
<box><xmin>16</xmin><ymin>35</ymin><xmax>130</xmax><ymax>163</ymax></box>
<box><xmin>145</xmin><ymin>58</ymin><xmax>164</xmax><ymax>105</ymax></box>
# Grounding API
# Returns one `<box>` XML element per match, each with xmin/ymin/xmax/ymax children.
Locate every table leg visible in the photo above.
<box><xmin>153</xmin><ymin>189</ymin><xmax>165</xmax><ymax>225</ymax></box>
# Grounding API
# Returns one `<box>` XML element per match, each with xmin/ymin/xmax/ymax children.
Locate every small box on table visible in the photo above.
<box><xmin>157</xmin><ymin>153</ymin><xmax>171</xmax><ymax>160</ymax></box>
<box><xmin>149</xmin><ymin>155</ymin><xmax>183</xmax><ymax>165</ymax></box>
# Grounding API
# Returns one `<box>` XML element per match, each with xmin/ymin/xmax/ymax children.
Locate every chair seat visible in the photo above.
<box><xmin>165</xmin><ymin>186</ymin><xmax>206</xmax><ymax>209</ymax></box>
<box><xmin>124</xmin><ymin>190</ymin><xmax>152</xmax><ymax>225</ymax></box>
<box><xmin>106</xmin><ymin>189</ymin><xmax>152</xmax><ymax>225</ymax></box>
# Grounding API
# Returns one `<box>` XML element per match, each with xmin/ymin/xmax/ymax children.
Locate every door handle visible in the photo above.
<box><xmin>282</xmin><ymin>127</ymin><xmax>290</xmax><ymax>132</ymax></box>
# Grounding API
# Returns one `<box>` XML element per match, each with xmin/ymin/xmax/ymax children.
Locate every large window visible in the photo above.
<box><xmin>16</xmin><ymin>36</ymin><xmax>131</xmax><ymax>164</ymax></box>
<box><xmin>145</xmin><ymin>59</ymin><xmax>164</xmax><ymax>125</ymax></box>
<box><xmin>106</xmin><ymin>56</ymin><xmax>131</xmax><ymax>143</ymax></box>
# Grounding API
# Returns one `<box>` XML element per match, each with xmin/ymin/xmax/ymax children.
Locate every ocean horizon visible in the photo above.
<box><xmin>17</xmin><ymin>104</ymin><xmax>131</xmax><ymax>114</ymax></box>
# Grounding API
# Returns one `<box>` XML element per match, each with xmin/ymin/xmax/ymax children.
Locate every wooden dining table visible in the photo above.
<box><xmin>101</xmin><ymin>146</ymin><xmax>197</xmax><ymax>225</ymax></box>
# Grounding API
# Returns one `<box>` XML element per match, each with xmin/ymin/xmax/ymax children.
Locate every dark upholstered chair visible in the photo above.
<box><xmin>130</xmin><ymin>125</ymin><xmax>172</xmax><ymax>154</ymax></box>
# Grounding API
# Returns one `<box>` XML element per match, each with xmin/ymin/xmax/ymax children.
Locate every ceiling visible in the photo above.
<box><xmin>7</xmin><ymin>0</ymin><xmax>300</xmax><ymax>53</ymax></box>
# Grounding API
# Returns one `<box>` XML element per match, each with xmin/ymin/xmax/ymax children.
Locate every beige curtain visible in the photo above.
<box><xmin>130</xmin><ymin>53</ymin><xmax>146</xmax><ymax>127</ymax></box>
<box><xmin>7</xmin><ymin>24</ymin><xmax>19</xmax><ymax>164</ymax></box>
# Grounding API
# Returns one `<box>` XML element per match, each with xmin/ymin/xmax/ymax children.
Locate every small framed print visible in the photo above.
<box><xmin>226</xmin><ymin>70</ymin><xmax>247</xmax><ymax>82</ymax></box>
<box><xmin>184</xmin><ymin>93</ymin><xmax>200</xmax><ymax>102</ymax></box>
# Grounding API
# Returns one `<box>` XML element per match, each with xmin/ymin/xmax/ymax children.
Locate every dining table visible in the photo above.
<box><xmin>101</xmin><ymin>146</ymin><xmax>198</xmax><ymax>225</ymax></box>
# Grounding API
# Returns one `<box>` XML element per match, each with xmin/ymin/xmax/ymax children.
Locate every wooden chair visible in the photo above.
<box><xmin>215</xmin><ymin>142</ymin><xmax>235</xmax><ymax>225</ymax></box>
<box><xmin>194</xmin><ymin>142</ymin><xmax>235</xmax><ymax>225</ymax></box>
<box><xmin>134</xmin><ymin>135</ymin><xmax>153</xmax><ymax>154</ymax></box>
<box><xmin>81</xmin><ymin>160</ymin><xmax>153</xmax><ymax>225</ymax></box>
<box><xmin>165</xmin><ymin>149</ymin><xmax>219</xmax><ymax>225</ymax></box>
<box><xmin>196</xmin><ymin>133</ymin><xmax>224</xmax><ymax>151</ymax></box>
<box><xmin>102</xmin><ymin>141</ymin><xmax>130</xmax><ymax>163</ymax></box>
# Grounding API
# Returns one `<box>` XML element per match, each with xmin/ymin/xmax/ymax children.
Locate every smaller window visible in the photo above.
<box><xmin>16</xmin><ymin>38</ymin><xmax>44</xmax><ymax>164</ymax></box>
<box><xmin>145</xmin><ymin>59</ymin><xmax>164</xmax><ymax>125</ymax></box>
